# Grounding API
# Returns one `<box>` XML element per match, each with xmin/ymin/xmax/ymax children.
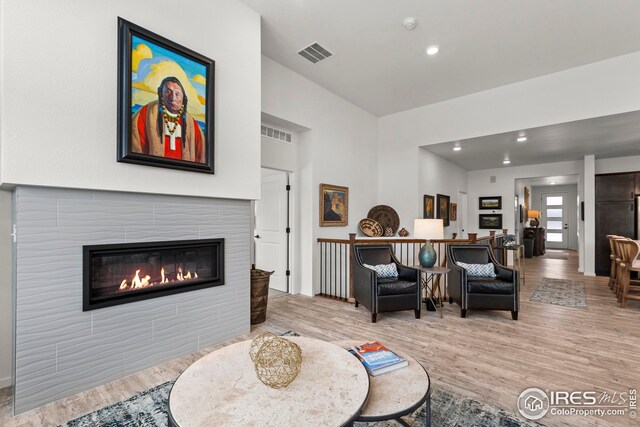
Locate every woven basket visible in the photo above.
<box><xmin>250</xmin><ymin>268</ymin><xmax>274</xmax><ymax>325</ymax></box>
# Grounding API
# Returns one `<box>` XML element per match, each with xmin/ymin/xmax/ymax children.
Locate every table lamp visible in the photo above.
<box><xmin>528</xmin><ymin>210</ymin><xmax>541</xmax><ymax>227</ymax></box>
<box><xmin>414</xmin><ymin>219</ymin><xmax>444</xmax><ymax>268</ymax></box>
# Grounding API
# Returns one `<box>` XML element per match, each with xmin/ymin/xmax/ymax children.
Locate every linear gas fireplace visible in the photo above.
<box><xmin>83</xmin><ymin>239</ymin><xmax>224</xmax><ymax>311</ymax></box>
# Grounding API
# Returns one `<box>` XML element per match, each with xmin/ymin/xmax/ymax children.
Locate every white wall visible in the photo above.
<box><xmin>261</xmin><ymin>135</ymin><xmax>298</xmax><ymax>173</ymax></box>
<box><xmin>596</xmin><ymin>154</ymin><xmax>640</xmax><ymax>174</ymax></box>
<box><xmin>261</xmin><ymin>56</ymin><xmax>379</xmax><ymax>296</ymax></box>
<box><xmin>418</xmin><ymin>149</ymin><xmax>468</xmax><ymax>238</ymax></box>
<box><xmin>0</xmin><ymin>0</ymin><xmax>261</xmax><ymax>200</ymax></box>
<box><xmin>0</xmin><ymin>190</ymin><xmax>12</xmax><ymax>388</ymax></box>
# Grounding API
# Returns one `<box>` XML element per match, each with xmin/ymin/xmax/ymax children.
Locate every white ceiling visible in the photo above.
<box><xmin>422</xmin><ymin>110</ymin><xmax>640</xmax><ymax>170</ymax></box>
<box><xmin>241</xmin><ymin>0</ymin><xmax>640</xmax><ymax>117</ymax></box>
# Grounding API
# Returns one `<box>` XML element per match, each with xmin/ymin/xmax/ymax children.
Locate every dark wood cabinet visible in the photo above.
<box><xmin>596</xmin><ymin>173</ymin><xmax>635</xmax><ymax>201</ymax></box>
<box><xmin>595</xmin><ymin>172</ymin><xmax>637</xmax><ymax>276</ymax></box>
<box><xmin>524</xmin><ymin>227</ymin><xmax>545</xmax><ymax>256</ymax></box>
<box><xmin>595</xmin><ymin>201</ymin><xmax>635</xmax><ymax>276</ymax></box>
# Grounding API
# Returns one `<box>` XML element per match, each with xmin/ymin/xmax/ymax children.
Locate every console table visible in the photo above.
<box><xmin>168</xmin><ymin>337</ymin><xmax>370</xmax><ymax>426</ymax></box>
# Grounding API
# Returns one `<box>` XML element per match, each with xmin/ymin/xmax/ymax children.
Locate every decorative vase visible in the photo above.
<box><xmin>418</xmin><ymin>242</ymin><xmax>437</xmax><ymax>268</ymax></box>
<box><xmin>384</xmin><ymin>227</ymin><xmax>394</xmax><ymax>237</ymax></box>
<box><xmin>398</xmin><ymin>227</ymin><xmax>409</xmax><ymax>237</ymax></box>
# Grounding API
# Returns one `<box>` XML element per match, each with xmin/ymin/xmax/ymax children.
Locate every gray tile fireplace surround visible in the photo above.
<box><xmin>12</xmin><ymin>186</ymin><xmax>250</xmax><ymax>413</ymax></box>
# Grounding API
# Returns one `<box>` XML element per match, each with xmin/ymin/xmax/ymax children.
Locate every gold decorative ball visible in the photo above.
<box><xmin>251</xmin><ymin>336</ymin><xmax>302</xmax><ymax>389</ymax></box>
<box><xmin>249</xmin><ymin>332</ymin><xmax>277</xmax><ymax>363</ymax></box>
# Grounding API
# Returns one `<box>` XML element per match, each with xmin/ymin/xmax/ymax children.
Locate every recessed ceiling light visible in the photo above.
<box><xmin>453</xmin><ymin>146</ymin><xmax>461</xmax><ymax>151</ymax></box>
<box><xmin>503</xmin><ymin>159</ymin><xmax>511</xmax><ymax>165</ymax></box>
<box><xmin>516</xmin><ymin>136</ymin><xmax>527</xmax><ymax>142</ymax></box>
<box><xmin>550</xmin><ymin>181</ymin><xmax>556</xmax><ymax>185</ymax></box>
<box><xmin>426</xmin><ymin>46</ymin><xmax>439</xmax><ymax>55</ymax></box>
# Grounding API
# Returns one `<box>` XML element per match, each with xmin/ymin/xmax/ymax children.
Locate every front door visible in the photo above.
<box><xmin>542</xmin><ymin>192</ymin><xmax>569</xmax><ymax>249</ymax></box>
<box><xmin>254</xmin><ymin>169</ymin><xmax>289</xmax><ymax>292</ymax></box>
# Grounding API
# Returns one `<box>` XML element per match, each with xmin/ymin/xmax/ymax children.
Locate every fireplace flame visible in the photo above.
<box><xmin>118</xmin><ymin>266</ymin><xmax>199</xmax><ymax>292</ymax></box>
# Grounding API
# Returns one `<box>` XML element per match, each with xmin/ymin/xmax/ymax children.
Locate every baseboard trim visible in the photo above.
<box><xmin>0</xmin><ymin>376</ymin><xmax>12</xmax><ymax>389</ymax></box>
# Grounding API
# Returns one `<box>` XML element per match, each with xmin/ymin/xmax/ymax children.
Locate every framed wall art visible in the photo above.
<box><xmin>436</xmin><ymin>194</ymin><xmax>450</xmax><ymax>227</ymax></box>
<box><xmin>450</xmin><ymin>203</ymin><xmax>457</xmax><ymax>221</ymax></box>
<box><xmin>117</xmin><ymin>18</ymin><xmax>215</xmax><ymax>173</ymax></box>
<box><xmin>479</xmin><ymin>214</ymin><xmax>503</xmax><ymax>229</ymax></box>
<box><xmin>320</xmin><ymin>184</ymin><xmax>348</xmax><ymax>226</ymax></box>
<box><xmin>423</xmin><ymin>195</ymin><xmax>435</xmax><ymax>219</ymax></box>
<box><xmin>479</xmin><ymin>196</ymin><xmax>502</xmax><ymax>210</ymax></box>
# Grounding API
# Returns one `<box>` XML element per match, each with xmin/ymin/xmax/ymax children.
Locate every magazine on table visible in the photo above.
<box><xmin>347</xmin><ymin>341</ymin><xmax>408</xmax><ymax>376</ymax></box>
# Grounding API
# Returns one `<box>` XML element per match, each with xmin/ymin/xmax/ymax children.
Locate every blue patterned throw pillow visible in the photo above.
<box><xmin>363</xmin><ymin>263</ymin><xmax>399</xmax><ymax>278</ymax></box>
<box><xmin>457</xmin><ymin>261</ymin><xmax>496</xmax><ymax>278</ymax></box>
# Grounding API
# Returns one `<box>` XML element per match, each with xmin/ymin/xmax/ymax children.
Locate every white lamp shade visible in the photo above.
<box><xmin>414</xmin><ymin>219</ymin><xmax>444</xmax><ymax>240</ymax></box>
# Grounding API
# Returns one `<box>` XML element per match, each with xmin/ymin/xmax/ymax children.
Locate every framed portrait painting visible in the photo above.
<box><xmin>479</xmin><ymin>214</ymin><xmax>503</xmax><ymax>229</ymax></box>
<box><xmin>436</xmin><ymin>194</ymin><xmax>450</xmax><ymax>227</ymax></box>
<box><xmin>320</xmin><ymin>184</ymin><xmax>348</xmax><ymax>226</ymax></box>
<box><xmin>117</xmin><ymin>18</ymin><xmax>215</xmax><ymax>173</ymax></box>
<box><xmin>423</xmin><ymin>195</ymin><xmax>435</xmax><ymax>219</ymax></box>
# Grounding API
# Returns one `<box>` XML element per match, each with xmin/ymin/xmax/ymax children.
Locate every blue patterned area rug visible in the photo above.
<box><xmin>530</xmin><ymin>277</ymin><xmax>588</xmax><ymax>309</ymax></box>
<box><xmin>60</xmin><ymin>331</ymin><xmax>542</xmax><ymax>426</ymax></box>
<box><xmin>59</xmin><ymin>381</ymin><xmax>542</xmax><ymax>427</ymax></box>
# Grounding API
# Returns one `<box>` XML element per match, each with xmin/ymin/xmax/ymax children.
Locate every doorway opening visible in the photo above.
<box><xmin>254</xmin><ymin>168</ymin><xmax>291</xmax><ymax>293</ymax></box>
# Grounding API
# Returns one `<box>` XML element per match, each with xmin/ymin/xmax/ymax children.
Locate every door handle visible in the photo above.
<box><xmin>255</xmin><ymin>235</ymin><xmax>261</xmax><ymax>239</ymax></box>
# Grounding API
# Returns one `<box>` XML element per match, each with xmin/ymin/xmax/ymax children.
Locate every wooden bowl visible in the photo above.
<box><xmin>359</xmin><ymin>218</ymin><xmax>383</xmax><ymax>237</ymax></box>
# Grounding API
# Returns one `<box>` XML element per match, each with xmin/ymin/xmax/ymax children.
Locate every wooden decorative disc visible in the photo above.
<box><xmin>367</xmin><ymin>205</ymin><xmax>400</xmax><ymax>234</ymax></box>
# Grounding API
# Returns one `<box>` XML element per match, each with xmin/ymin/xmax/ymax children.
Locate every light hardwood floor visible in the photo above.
<box><xmin>1</xmin><ymin>250</ymin><xmax>638</xmax><ymax>426</ymax></box>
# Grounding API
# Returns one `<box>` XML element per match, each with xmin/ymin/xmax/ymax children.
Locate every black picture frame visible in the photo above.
<box><xmin>479</xmin><ymin>214</ymin><xmax>503</xmax><ymax>229</ymax></box>
<box><xmin>479</xmin><ymin>196</ymin><xmax>502</xmax><ymax>210</ymax></box>
<box><xmin>436</xmin><ymin>194</ymin><xmax>450</xmax><ymax>227</ymax></box>
<box><xmin>423</xmin><ymin>195</ymin><xmax>435</xmax><ymax>219</ymax></box>
<box><xmin>117</xmin><ymin>18</ymin><xmax>215</xmax><ymax>173</ymax></box>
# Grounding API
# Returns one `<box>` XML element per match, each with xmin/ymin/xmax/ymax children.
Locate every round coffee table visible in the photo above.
<box><xmin>168</xmin><ymin>337</ymin><xmax>370</xmax><ymax>427</ymax></box>
<box><xmin>334</xmin><ymin>340</ymin><xmax>431</xmax><ymax>426</ymax></box>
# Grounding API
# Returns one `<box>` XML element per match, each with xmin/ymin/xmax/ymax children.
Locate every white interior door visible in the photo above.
<box><xmin>255</xmin><ymin>169</ymin><xmax>288</xmax><ymax>292</ymax></box>
<box><xmin>542</xmin><ymin>192</ymin><xmax>568</xmax><ymax>249</ymax></box>
<box><xmin>458</xmin><ymin>191</ymin><xmax>467</xmax><ymax>239</ymax></box>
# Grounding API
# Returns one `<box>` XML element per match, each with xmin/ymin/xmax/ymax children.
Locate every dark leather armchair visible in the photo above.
<box><xmin>352</xmin><ymin>244</ymin><xmax>421</xmax><ymax>323</ymax></box>
<box><xmin>447</xmin><ymin>244</ymin><xmax>519</xmax><ymax>320</ymax></box>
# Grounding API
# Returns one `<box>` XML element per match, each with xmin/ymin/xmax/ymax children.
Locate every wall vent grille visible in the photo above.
<box><xmin>298</xmin><ymin>42</ymin><xmax>333</xmax><ymax>64</ymax></box>
<box><xmin>261</xmin><ymin>124</ymin><xmax>292</xmax><ymax>143</ymax></box>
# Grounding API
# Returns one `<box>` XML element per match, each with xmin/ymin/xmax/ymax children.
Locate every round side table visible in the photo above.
<box><xmin>334</xmin><ymin>340</ymin><xmax>431</xmax><ymax>426</ymax></box>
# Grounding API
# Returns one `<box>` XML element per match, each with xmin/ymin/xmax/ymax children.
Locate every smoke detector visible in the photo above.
<box><xmin>403</xmin><ymin>17</ymin><xmax>417</xmax><ymax>30</ymax></box>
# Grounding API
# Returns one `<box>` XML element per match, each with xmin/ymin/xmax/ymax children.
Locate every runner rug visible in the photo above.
<box><xmin>530</xmin><ymin>277</ymin><xmax>588</xmax><ymax>309</ymax></box>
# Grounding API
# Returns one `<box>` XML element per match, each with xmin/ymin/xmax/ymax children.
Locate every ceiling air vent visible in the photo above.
<box><xmin>298</xmin><ymin>42</ymin><xmax>333</xmax><ymax>64</ymax></box>
<box><xmin>261</xmin><ymin>124</ymin><xmax>292</xmax><ymax>143</ymax></box>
